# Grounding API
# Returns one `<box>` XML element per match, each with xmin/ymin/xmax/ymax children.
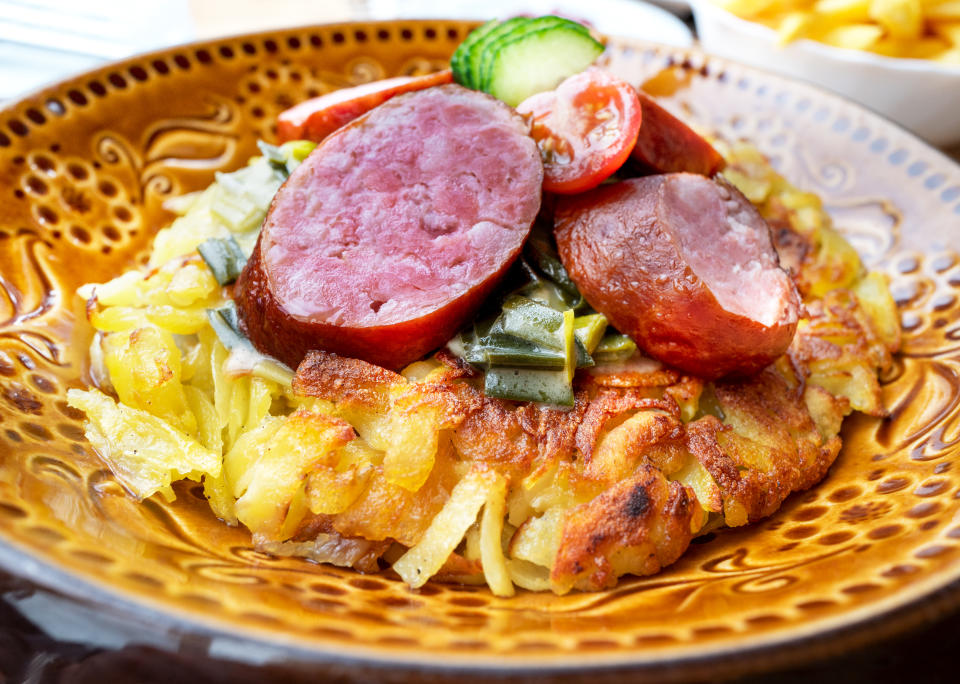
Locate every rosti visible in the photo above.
<box><xmin>66</xmin><ymin>132</ymin><xmax>899</xmax><ymax>596</ymax></box>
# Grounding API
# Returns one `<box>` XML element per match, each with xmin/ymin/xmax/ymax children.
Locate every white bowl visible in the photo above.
<box><xmin>691</xmin><ymin>0</ymin><xmax>960</xmax><ymax>146</ymax></box>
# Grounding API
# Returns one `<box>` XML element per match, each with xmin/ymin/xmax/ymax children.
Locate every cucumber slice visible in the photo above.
<box><xmin>451</xmin><ymin>19</ymin><xmax>500</xmax><ymax>87</ymax></box>
<box><xmin>485</xmin><ymin>25</ymin><xmax>604</xmax><ymax>106</ymax></box>
<box><xmin>475</xmin><ymin>16</ymin><xmax>579</xmax><ymax>96</ymax></box>
<box><xmin>465</xmin><ymin>16</ymin><xmax>528</xmax><ymax>91</ymax></box>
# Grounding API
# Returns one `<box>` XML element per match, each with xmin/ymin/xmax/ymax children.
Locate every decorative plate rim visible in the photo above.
<box><xmin>2</xmin><ymin>528</ymin><xmax>959</xmax><ymax>677</ymax></box>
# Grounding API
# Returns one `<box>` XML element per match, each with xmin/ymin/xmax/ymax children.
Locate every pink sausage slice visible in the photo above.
<box><xmin>237</xmin><ymin>84</ymin><xmax>543</xmax><ymax>370</ymax></box>
<box><xmin>555</xmin><ymin>173</ymin><xmax>800</xmax><ymax>379</ymax></box>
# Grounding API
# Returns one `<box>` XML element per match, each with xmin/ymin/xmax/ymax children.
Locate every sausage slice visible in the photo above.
<box><xmin>631</xmin><ymin>92</ymin><xmax>725</xmax><ymax>177</ymax></box>
<box><xmin>237</xmin><ymin>85</ymin><xmax>543</xmax><ymax>370</ymax></box>
<box><xmin>554</xmin><ymin>173</ymin><xmax>799</xmax><ymax>379</ymax></box>
<box><xmin>276</xmin><ymin>70</ymin><xmax>454</xmax><ymax>143</ymax></box>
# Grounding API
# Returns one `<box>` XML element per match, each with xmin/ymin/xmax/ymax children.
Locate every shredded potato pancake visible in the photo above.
<box><xmin>69</xmin><ymin>141</ymin><xmax>899</xmax><ymax>595</ymax></box>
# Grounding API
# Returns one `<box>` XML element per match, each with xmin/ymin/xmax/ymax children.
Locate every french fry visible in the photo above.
<box><xmin>715</xmin><ymin>0</ymin><xmax>960</xmax><ymax>59</ymax></box>
<box><xmin>904</xmin><ymin>37</ymin><xmax>950</xmax><ymax>57</ymax></box>
<box><xmin>715</xmin><ymin>0</ymin><xmax>780</xmax><ymax>18</ymax></box>
<box><xmin>869</xmin><ymin>0</ymin><xmax>923</xmax><ymax>38</ymax></box>
<box><xmin>815</xmin><ymin>0</ymin><xmax>871</xmax><ymax>22</ymax></box>
<box><xmin>870</xmin><ymin>35</ymin><xmax>950</xmax><ymax>56</ymax></box>
<box><xmin>927</xmin><ymin>0</ymin><xmax>960</xmax><ymax>19</ymax></box>
<box><xmin>930</xmin><ymin>20</ymin><xmax>960</xmax><ymax>45</ymax></box>
<box><xmin>933</xmin><ymin>46</ymin><xmax>960</xmax><ymax>62</ymax></box>
<box><xmin>776</xmin><ymin>12</ymin><xmax>817</xmax><ymax>43</ymax></box>
<box><xmin>815</xmin><ymin>23</ymin><xmax>885</xmax><ymax>49</ymax></box>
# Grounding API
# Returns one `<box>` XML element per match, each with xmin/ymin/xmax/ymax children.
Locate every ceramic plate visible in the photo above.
<box><xmin>0</xmin><ymin>19</ymin><xmax>958</xmax><ymax>682</ymax></box>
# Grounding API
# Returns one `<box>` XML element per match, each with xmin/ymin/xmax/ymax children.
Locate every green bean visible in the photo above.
<box><xmin>593</xmin><ymin>333</ymin><xmax>637</xmax><ymax>362</ymax></box>
<box><xmin>484</xmin><ymin>367</ymin><xmax>574</xmax><ymax>406</ymax></box>
<box><xmin>573</xmin><ymin>313</ymin><xmax>607</xmax><ymax>353</ymax></box>
<box><xmin>197</xmin><ymin>235</ymin><xmax>247</xmax><ymax>286</ymax></box>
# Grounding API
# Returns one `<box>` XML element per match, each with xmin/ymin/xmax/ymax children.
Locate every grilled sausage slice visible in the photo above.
<box><xmin>631</xmin><ymin>92</ymin><xmax>725</xmax><ymax>177</ymax></box>
<box><xmin>554</xmin><ymin>173</ymin><xmax>799</xmax><ymax>379</ymax></box>
<box><xmin>237</xmin><ymin>85</ymin><xmax>543</xmax><ymax>370</ymax></box>
<box><xmin>276</xmin><ymin>70</ymin><xmax>454</xmax><ymax>144</ymax></box>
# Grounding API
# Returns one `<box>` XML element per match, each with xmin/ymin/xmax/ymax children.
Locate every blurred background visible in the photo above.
<box><xmin>4</xmin><ymin>0</ymin><xmax>959</xmax><ymax>153</ymax></box>
<box><xmin>0</xmin><ymin>0</ymin><xmax>693</xmax><ymax>101</ymax></box>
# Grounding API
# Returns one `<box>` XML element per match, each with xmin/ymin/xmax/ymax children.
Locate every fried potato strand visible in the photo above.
<box><xmin>69</xmin><ymin>139</ymin><xmax>900</xmax><ymax>596</ymax></box>
<box><xmin>393</xmin><ymin>467</ymin><xmax>498</xmax><ymax>589</ymax></box>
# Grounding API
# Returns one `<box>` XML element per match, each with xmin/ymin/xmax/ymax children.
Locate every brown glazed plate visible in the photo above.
<box><xmin>0</xmin><ymin>18</ymin><xmax>958</xmax><ymax>683</ymax></box>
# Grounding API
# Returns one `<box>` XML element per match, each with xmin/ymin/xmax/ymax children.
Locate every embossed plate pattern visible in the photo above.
<box><xmin>0</xmin><ymin>20</ymin><xmax>958</xmax><ymax>681</ymax></box>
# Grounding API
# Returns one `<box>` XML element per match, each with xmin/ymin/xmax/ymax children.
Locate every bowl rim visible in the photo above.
<box><xmin>2</xmin><ymin>16</ymin><xmax>960</xmax><ymax>681</ymax></box>
<box><xmin>691</xmin><ymin>0</ymin><xmax>960</xmax><ymax>75</ymax></box>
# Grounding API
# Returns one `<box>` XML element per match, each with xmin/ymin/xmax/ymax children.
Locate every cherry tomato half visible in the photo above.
<box><xmin>516</xmin><ymin>67</ymin><xmax>642</xmax><ymax>195</ymax></box>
